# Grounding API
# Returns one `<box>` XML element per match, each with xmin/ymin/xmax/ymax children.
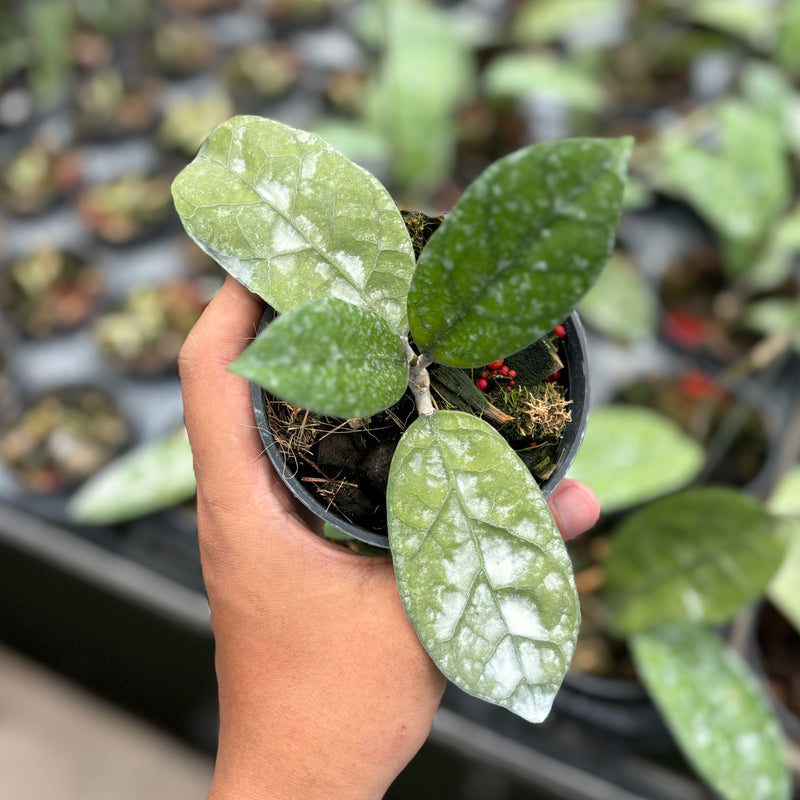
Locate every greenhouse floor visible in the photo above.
<box><xmin>0</xmin><ymin>644</ymin><xmax>214</xmax><ymax>800</ymax></box>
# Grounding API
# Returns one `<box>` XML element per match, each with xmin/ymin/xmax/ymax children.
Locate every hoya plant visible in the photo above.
<box><xmin>567</xmin><ymin>408</ymin><xmax>793</xmax><ymax>799</ymax></box>
<box><xmin>170</xmin><ymin>115</ymin><xmax>631</xmax><ymax>723</ymax></box>
<box><xmin>600</xmin><ymin>487</ymin><xmax>792</xmax><ymax>800</ymax></box>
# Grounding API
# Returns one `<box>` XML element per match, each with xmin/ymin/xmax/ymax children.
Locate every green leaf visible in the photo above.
<box><xmin>777</xmin><ymin>0</ymin><xmax>800</xmax><ymax>74</ymax></box>
<box><xmin>229</xmin><ymin>298</ymin><xmax>408</xmax><ymax>420</ymax></box>
<box><xmin>647</xmin><ymin>100</ymin><xmax>789</xmax><ymax>277</ymax></box>
<box><xmin>578</xmin><ymin>252</ymin><xmax>657</xmax><ymax>341</ymax></box>
<box><xmin>767</xmin><ymin>467</ymin><xmax>800</xmax><ymax>633</ymax></box>
<box><xmin>364</xmin><ymin>0</ymin><xmax>473</xmax><ymax>197</ymax></box>
<box><xmin>747</xmin><ymin>204</ymin><xmax>800</xmax><ymax>290</ymax></box>
<box><xmin>743</xmin><ymin>296</ymin><xmax>800</xmax><ymax>352</ymax></box>
<box><xmin>66</xmin><ymin>428</ymin><xmax>196</xmax><ymax>525</ymax></box>
<box><xmin>604</xmin><ymin>488</ymin><xmax>788</xmax><ymax>636</ymax></box>
<box><xmin>567</xmin><ymin>405</ymin><xmax>703</xmax><ymax>512</ymax></box>
<box><xmin>483</xmin><ymin>53</ymin><xmax>605</xmax><ymax>112</ymax></box>
<box><xmin>171</xmin><ymin>115</ymin><xmax>416</xmax><ymax>335</ymax></box>
<box><xmin>632</xmin><ymin>623</ymin><xmax>790</xmax><ymax>800</ymax></box>
<box><xmin>768</xmin><ymin>465</ymin><xmax>800</xmax><ymax>518</ymax></box>
<box><xmin>310</xmin><ymin>118</ymin><xmax>390</xmax><ymax>171</ymax></box>
<box><xmin>387</xmin><ymin>410</ymin><xmax>579</xmax><ymax>723</ymax></box>
<box><xmin>672</xmin><ymin>0</ymin><xmax>778</xmax><ymax>48</ymax></box>
<box><xmin>513</xmin><ymin>0</ymin><xmax>628</xmax><ymax>46</ymax></box>
<box><xmin>769</xmin><ymin>527</ymin><xmax>800</xmax><ymax>636</ymax></box>
<box><xmin>408</xmin><ymin>137</ymin><xmax>632</xmax><ymax>367</ymax></box>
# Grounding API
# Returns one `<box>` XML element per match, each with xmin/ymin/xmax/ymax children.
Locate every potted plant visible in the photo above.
<box><xmin>171</xmin><ymin>114</ymin><xmax>631</xmax><ymax>724</ymax></box>
<box><xmin>77</xmin><ymin>171</ymin><xmax>174</xmax><ymax>246</ymax></box>
<box><xmin>93</xmin><ymin>280</ymin><xmax>210</xmax><ymax>376</ymax></box>
<box><xmin>0</xmin><ymin>385</ymin><xmax>131</xmax><ymax>493</ymax></box>
<box><xmin>564</xmin><ymin>398</ymin><xmax>794</xmax><ymax>798</ymax></box>
<box><xmin>594</xmin><ymin>486</ymin><xmax>792</xmax><ymax>800</ymax></box>
<box><xmin>0</xmin><ymin>248</ymin><xmax>105</xmax><ymax>338</ymax></box>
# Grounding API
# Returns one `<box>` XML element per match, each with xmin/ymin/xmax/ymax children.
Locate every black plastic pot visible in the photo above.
<box><xmin>251</xmin><ymin>310</ymin><xmax>590</xmax><ymax>549</ymax></box>
<box><xmin>740</xmin><ymin>603</ymin><xmax>800</xmax><ymax>745</ymax></box>
<box><xmin>554</xmin><ymin>668</ymin><xmax>673</xmax><ymax>753</ymax></box>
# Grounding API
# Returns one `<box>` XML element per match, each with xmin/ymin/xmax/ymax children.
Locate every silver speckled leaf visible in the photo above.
<box><xmin>387</xmin><ymin>410</ymin><xmax>579</xmax><ymax>722</ymax></box>
<box><xmin>67</xmin><ymin>428</ymin><xmax>196</xmax><ymax>525</ymax></box>
<box><xmin>408</xmin><ymin>137</ymin><xmax>632</xmax><ymax>366</ymax></box>
<box><xmin>172</xmin><ymin>115</ymin><xmax>416</xmax><ymax>335</ymax></box>
<box><xmin>632</xmin><ymin>623</ymin><xmax>790</xmax><ymax>800</ymax></box>
<box><xmin>228</xmin><ymin>298</ymin><xmax>408</xmax><ymax>420</ymax></box>
<box><xmin>604</xmin><ymin>487</ymin><xmax>788</xmax><ymax>636</ymax></box>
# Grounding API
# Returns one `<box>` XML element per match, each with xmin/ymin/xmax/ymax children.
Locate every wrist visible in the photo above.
<box><xmin>207</xmin><ymin>705</ymin><xmax>412</xmax><ymax>800</ymax></box>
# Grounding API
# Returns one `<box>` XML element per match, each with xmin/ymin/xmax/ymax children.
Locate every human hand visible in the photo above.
<box><xmin>179</xmin><ymin>278</ymin><xmax>600</xmax><ymax>800</ymax></box>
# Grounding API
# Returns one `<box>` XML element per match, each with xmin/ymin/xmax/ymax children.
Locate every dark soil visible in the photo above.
<box><xmin>262</xmin><ymin>341</ymin><xmax>573</xmax><ymax>537</ymax></box>
<box><xmin>263</xmin><ymin>389</ymin><xmax>418</xmax><ymax>536</ymax></box>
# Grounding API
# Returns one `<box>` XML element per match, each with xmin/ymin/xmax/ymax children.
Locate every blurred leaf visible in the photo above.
<box><xmin>743</xmin><ymin>296</ymin><xmax>800</xmax><ymax>352</ymax></box>
<box><xmin>578</xmin><ymin>252</ymin><xmax>657</xmax><ymax>341</ymax></box>
<box><xmin>647</xmin><ymin>100</ymin><xmax>790</xmax><ymax>278</ymax></box>
<box><xmin>388</xmin><ymin>410</ymin><xmax>579</xmax><ymax>723</ymax></box>
<box><xmin>310</xmin><ymin>118</ymin><xmax>389</xmax><ymax>171</ymax></box>
<box><xmin>158</xmin><ymin>91</ymin><xmax>235</xmax><ymax>156</ymax></box>
<box><xmin>767</xmin><ymin>465</ymin><xmax>800</xmax><ymax>518</ymax></box>
<box><xmin>567</xmin><ymin>405</ymin><xmax>703</xmax><ymax>512</ymax></box>
<box><xmin>409</xmin><ymin>137</ymin><xmax>632</xmax><ymax>367</ymax></box>
<box><xmin>172</xmin><ymin>116</ymin><xmax>416</xmax><ymax>336</ymax></box>
<box><xmin>740</xmin><ymin>61</ymin><xmax>793</xmax><ymax>119</ymax></box>
<box><xmin>67</xmin><ymin>428</ymin><xmax>195</xmax><ymax>525</ymax></box>
<box><xmin>768</xmin><ymin>527</ymin><xmax>800</xmax><ymax>636</ymax></box>
<box><xmin>767</xmin><ymin>467</ymin><xmax>800</xmax><ymax>633</ymax></box>
<box><xmin>483</xmin><ymin>53</ymin><xmax>605</xmax><ymax>113</ymax></box>
<box><xmin>604</xmin><ymin>487</ymin><xmax>788</xmax><ymax>635</ymax></box>
<box><xmin>632</xmin><ymin>623</ymin><xmax>790</xmax><ymax>800</ymax></box>
<box><xmin>364</xmin><ymin>0</ymin><xmax>473</xmax><ymax>197</ymax></box>
<box><xmin>25</xmin><ymin>0</ymin><xmax>74</xmax><ymax>103</ymax></box>
<box><xmin>230</xmin><ymin>298</ymin><xmax>408</xmax><ymax>420</ymax></box>
<box><xmin>777</xmin><ymin>0</ymin><xmax>800</xmax><ymax>74</ymax></box>
<box><xmin>621</xmin><ymin>174</ymin><xmax>653</xmax><ymax>210</ymax></box>
<box><xmin>514</xmin><ymin>0</ymin><xmax>629</xmax><ymax>48</ymax></box>
<box><xmin>747</xmin><ymin>205</ymin><xmax>800</xmax><ymax>291</ymax></box>
<box><xmin>672</xmin><ymin>0</ymin><xmax>778</xmax><ymax>49</ymax></box>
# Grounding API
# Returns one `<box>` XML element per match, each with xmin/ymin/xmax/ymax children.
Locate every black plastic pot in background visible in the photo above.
<box><xmin>736</xmin><ymin>603</ymin><xmax>800</xmax><ymax>747</ymax></box>
<box><xmin>251</xmin><ymin>309</ymin><xmax>591</xmax><ymax>550</ymax></box>
<box><xmin>554</xmin><ymin>667</ymin><xmax>673</xmax><ymax>754</ymax></box>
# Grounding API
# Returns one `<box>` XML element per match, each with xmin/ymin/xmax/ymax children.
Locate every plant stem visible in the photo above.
<box><xmin>405</xmin><ymin>339</ymin><xmax>434</xmax><ymax>417</ymax></box>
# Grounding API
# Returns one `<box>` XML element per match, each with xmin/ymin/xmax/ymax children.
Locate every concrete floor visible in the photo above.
<box><xmin>0</xmin><ymin>644</ymin><xmax>214</xmax><ymax>800</ymax></box>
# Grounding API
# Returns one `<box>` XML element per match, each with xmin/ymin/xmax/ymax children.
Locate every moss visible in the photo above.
<box><xmin>401</xmin><ymin>209</ymin><xmax>444</xmax><ymax>260</ymax></box>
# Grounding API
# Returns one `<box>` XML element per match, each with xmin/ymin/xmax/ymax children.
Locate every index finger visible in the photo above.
<box><xmin>178</xmin><ymin>277</ymin><xmax>276</xmax><ymax>499</ymax></box>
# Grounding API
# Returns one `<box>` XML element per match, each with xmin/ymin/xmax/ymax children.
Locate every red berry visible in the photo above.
<box><xmin>499</xmin><ymin>365</ymin><xmax>510</xmax><ymax>375</ymax></box>
<box><xmin>508</xmin><ymin>380</ymin><xmax>515</xmax><ymax>387</ymax></box>
<box><xmin>679</xmin><ymin>370</ymin><xmax>716</xmax><ymax>401</ymax></box>
<box><xmin>553</xmin><ymin>324</ymin><xmax>566</xmax><ymax>338</ymax></box>
<box><xmin>476</xmin><ymin>378</ymin><xmax>488</xmax><ymax>391</ymax></box>
<box><xmin>662</xmin><ymin>310</ymin><xmax>706</xmax><ymax>349</ymax></box>
<box><xmin>480</xmin><ymin>371</ymin><xmax>489</xmax><ymax>379</ymax></box>
<box><xmin>487</xmin><ymin>359</ymin><xmax>504</xmax><ymax>370</ymax></box>
<box><xmin>508</xmin><ymin>370</ymin><xmax>516</xmax><ymax>378</ymax></box>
